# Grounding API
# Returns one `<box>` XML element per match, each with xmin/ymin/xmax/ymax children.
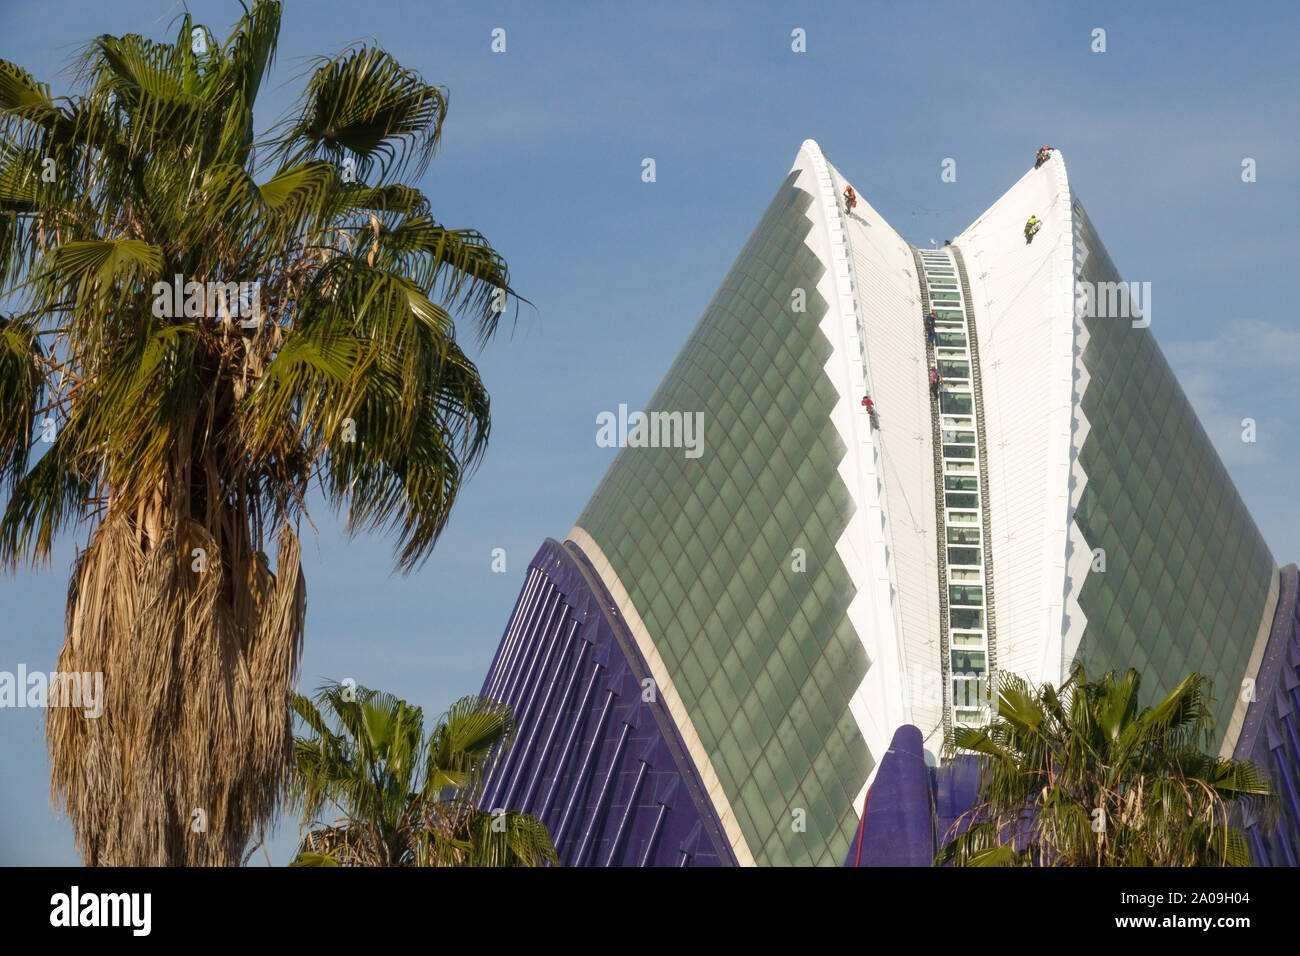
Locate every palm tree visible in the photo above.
<box><xmin>289</xmin><ymin>681</ymin><xmax>557</xmax><ymax>866</ymax></box>
<box><xmin>938</xmin><ymin>667</ymin><xmax>1276</xmax><ymax>866</ymax></box>
<box><xmin>0</xmin><ymin>2</ymin><xmax>520</xmax><ymax>864</ymax></box>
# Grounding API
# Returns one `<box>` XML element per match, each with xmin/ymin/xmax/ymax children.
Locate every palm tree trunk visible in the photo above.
<box><xmin>48</xmin><ymin>513</ymin><xmax>305</xmax><ymax>865</ymax></box>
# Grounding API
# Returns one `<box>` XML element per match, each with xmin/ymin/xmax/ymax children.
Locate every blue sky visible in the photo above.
<box><xmin>1</xmin><ymin>0</ymin><xmax>1297</xmax><ymax>864</ymax></box>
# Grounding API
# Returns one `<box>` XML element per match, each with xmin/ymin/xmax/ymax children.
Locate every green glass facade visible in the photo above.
<box><xmin>575</xmin><ymin>171</ymin><xmax>872</xmax><ymax>865</ymax></box>
<box><xmin>1070</xmin><ymin>200</ymin><xmax>1274</xmax><ymax>744</ymax></box>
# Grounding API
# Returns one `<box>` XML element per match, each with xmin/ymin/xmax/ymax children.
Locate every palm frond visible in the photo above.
<box><xmin>938</xmin><ymin>667</ymin><xmax>1276</xmax><ymax>867</ymax></box>
<box><xmin>290</xmin><ymin>681</ymin><xmax>555</xmax><ymax>866</ymax></box>
<box><xmin>0</xmin><ymin>315</ymin><xmax>42</xmax><ymax>491</ymax></box>
<box><xmin>274</xmin><ymin>45</ymin><xmax>446</xmax><ymax>184</ymax></box>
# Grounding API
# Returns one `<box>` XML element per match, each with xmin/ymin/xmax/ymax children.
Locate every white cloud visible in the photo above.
<box><xmin>1162</xmin><ymin>318</ymin><xmax>1299</xmax><ymax>468</ymax></box>
<box><xmin>1164</xmin><ymin>317</ymin><xmax>1300</xmax><ymax>371</ymax></box>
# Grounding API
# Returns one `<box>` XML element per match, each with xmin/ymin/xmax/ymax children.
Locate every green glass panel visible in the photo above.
<box><xmin>1070</xmin><ymin>204</ymin><xmax>1273</xmax><ymax>749</ymax></box>
<box><xmin>575</xmin><ymin>171</ymin><xmax>869</xmax><ymax>865</ymax></box>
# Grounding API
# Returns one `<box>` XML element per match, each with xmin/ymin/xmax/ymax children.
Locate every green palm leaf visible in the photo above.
<box><xmin>289</xmin><ymin>680</ymin><xmax>556</xmax><ymax>867</ymax></box>
<box><xmin>939</xmin><ymin>667</ymin><xmax>1277</xmax><ymax>867</ymax></box>
<box><xmin>275</xmin><ymin>45</ymin><xmax>447</xmax><ymax>183</ymax></box>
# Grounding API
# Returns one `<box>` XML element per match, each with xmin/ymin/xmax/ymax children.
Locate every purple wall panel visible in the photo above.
<box><xmin>843</xmin><ymin>725</ymin><xmax>980</xmax><ymax>867</ymax></box>
<box><xmin>478</xmin><ymin>538</ymin><xmax>736</xmax><ymax>867</ymax></box>
<box><xmin>843</xmin><ymin>726</ymin><xmax>933</xmax><ymax>866</ymax></box>
<box><xmin>1234</xmin><ymin>563</ymin><xmax>1300</xmax><ymax>866</ymax></box>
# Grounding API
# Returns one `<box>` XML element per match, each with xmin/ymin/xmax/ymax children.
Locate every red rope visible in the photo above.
<box><xmin>852</xmin><ymin>784</ymin><xmax>873</xmax><ymax>867</ymax></box>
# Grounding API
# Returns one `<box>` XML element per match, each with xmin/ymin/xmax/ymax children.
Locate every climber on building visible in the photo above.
<box><xmin>861</xmin><ymin>394</ymin><xmax>878</xmax><ymax>428</ymax></box>
<box><xmin>925</xmin><ymin>310</ymin><xmax>937</xmax><ymax>345</ymax></box>
<box><xmin>1024</xmin><ymin>215</ymin><xmax>1041</xmax><ymax>243</ymax></box>
<box><xmin>843</xmin><ymin>184</ymin><xmax>857</xmax><ymax>215</ymax></box>
<box><xmin>1035</xmin><ymin>145</ymin><xmax>1053</xmax><ymax>168</ymax></box>
<box><xmin>929</xmin><ymin>366</ymin><xmax>943</xmax><ymax>397</ymax></box>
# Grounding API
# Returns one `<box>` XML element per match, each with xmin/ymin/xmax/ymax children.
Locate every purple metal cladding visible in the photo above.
<box><xmin>843</xmin><ymin>725</ymin><xmax>981</xmax><ymax>866</ymax></box>
<box><xmin>933</xmin><ymin>755</ymin><xmax>982</xmax><ymax>853</ymax></box>
<box><xmin>843</xmin><ymin>725</ymin><xmax>932</xmax><ymax>866</ymax></box>
<box><xmin>1234</xmin><ymin>563</ymin><xmax>1300</xmax><ymax>866</ymax></box>
<box><xmin>478</xmin><ymin>538</ymin><xmax>736</xmax><ymax>866</ymax></box>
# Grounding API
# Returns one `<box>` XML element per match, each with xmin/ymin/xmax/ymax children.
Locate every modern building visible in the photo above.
<box><xmin>476</xmin><ymin>140</ymin><xmax>1299</xmax><ymax>866</ymax></box>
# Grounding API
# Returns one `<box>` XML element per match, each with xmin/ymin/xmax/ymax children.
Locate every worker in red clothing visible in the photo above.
<box><xmin>843</xmin><ymin>184</ymin><xmax>857</xmax><ymax>214</ymax></box>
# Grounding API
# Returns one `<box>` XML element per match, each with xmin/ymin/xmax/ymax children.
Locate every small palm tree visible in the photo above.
<box><xmin>0</xmin><ymin>2</ymin><xmax>520</xmax><ymax>864</ymax></box>
<box><xmin>289</xmin><ymin>681</ymin><xmax>557</xmax><ymax>867</ymax></box>
<box><xmin>938</xmin><ymin>667</ymin><xmax>1276</xmax><ymax>866</ymax></box>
